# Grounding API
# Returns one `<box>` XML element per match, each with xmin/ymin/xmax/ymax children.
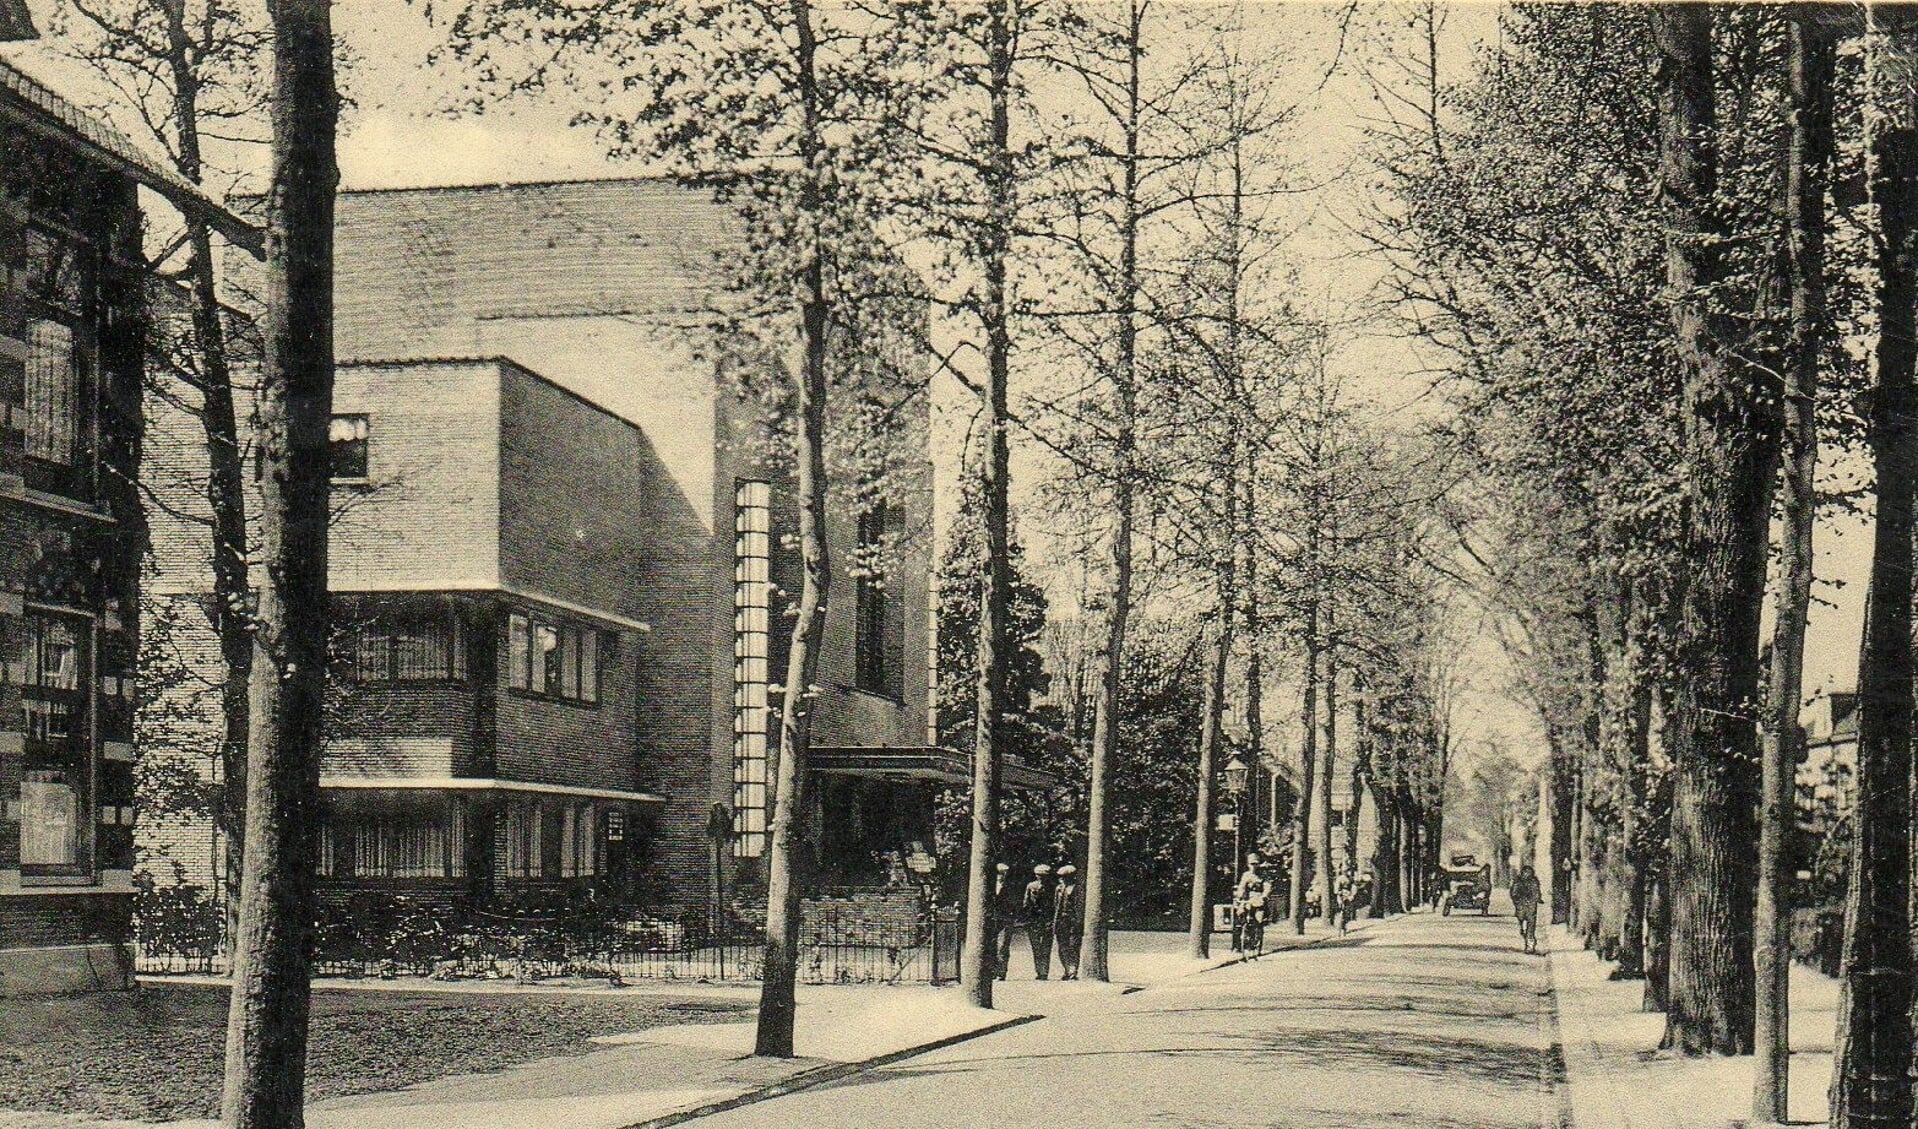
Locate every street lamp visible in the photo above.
<box><xmin>1223</xmin><ymin>754</ymin><xmax>1249</xmax><ymax>951</ymax></box>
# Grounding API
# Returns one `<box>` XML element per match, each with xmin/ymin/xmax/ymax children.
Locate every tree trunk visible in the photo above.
<box><xmin>1080</xmin><ymin>0</ymin><xmax>1145</xmax><ymax>983</ymax></box>
<box><xmin>219</xmin><ymin>3</ymin><xmax>336</xmax><ymax>1125</ymax></box>
<box><xmin>1315</xmin><ymin>635</ymin><xmax>1338</xmax><ymax>926</ymax></box>
<box><xmin>960</xmin><ymin>0</ymin><xmax>1016</xmax><ymax>1009</ymax></box>
<box><xmin>755</xmin><ymin>1</ymin><xmax>830</xmax><ymax>1055</ymax></box>
<box><xmin>1186</xmin><ymin>470</ymin><xmax>1236</xmax><ymax>960</ymax></box>
<box><xmin>1832</xmin><ymin>13</ymin><xmax>1918</xmax><ymax>1122</ymax></box>
<box><xmin>1653</xmin><ymin>5</ymin><xmax>1777</xmax><ymax>1056</ymax></box>
<box><xmin>1289</xmin><ymin>601</ymin><xmax>1320</xmax><ymax>934</ymax></box>
<box><xmin>1755</xmin><ymin>13</ymin><xmax>1835</xmax><ymax>1122</ymax></box>
<box><xmin>1372</xmin><ymin>775</ymin><xmax>1401</xmax><ymax>916</ymax></box>
<box><xmin>1549</xmin><ymin>727</ymin><xmax>1576</xmax><ymax>926</ymax></box>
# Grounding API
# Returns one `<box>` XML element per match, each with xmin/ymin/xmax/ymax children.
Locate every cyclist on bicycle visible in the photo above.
<box><xmin>1511</xmin><ymin>864</ymin><xmax>1543</xmax><ymax>953</ymax></box>
<box><xmin>1234</xmin><ymin>856</ymin><xmax>1272</xmax><ymax>957</ymax></box>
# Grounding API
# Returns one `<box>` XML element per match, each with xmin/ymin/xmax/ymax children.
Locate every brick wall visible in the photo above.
<box><xmin>331</xmin><ymin>361</ymin><xmax>501</xmax><ymax>592</ymax></box>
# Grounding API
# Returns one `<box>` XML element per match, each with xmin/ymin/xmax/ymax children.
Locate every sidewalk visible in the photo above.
<box><xmin>0</xmin><ymin>925</ymin><xmax>1318</xmax><ymax>1129</ymax></box>
<box><xmin>1548</xmin><ymin>925</ymin><xmax>1838</xmax><ymax>1129</ymax></box>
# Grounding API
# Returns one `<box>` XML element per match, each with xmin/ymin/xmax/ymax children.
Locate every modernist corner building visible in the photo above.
<box><xmin>142</xmin><ymin>178</ymin><xmax>1049</xmax><ymax>929</ymax></box>
<box><xmin>0</xmin><ymin>1</ymin><xmax>254</xmax><ymax>992</ymax></box>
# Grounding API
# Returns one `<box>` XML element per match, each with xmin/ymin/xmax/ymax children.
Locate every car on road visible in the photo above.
<box><xmin>1438</xmin><ymin>855</ymin><xmax>1492</xmax><ymax>916</ymax></box>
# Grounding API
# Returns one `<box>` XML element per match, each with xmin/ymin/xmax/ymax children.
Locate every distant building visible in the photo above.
<box><xmin>0</xmin><ymin>5</ymin><xmax>251</xmax><ymax>991</ymax></box>
<box><xmin>141</xmin><ymin>179</ymin><xmax>976</xmax><ymax>924</ymax></box>
<box><xmin>1798</xmin><ymin>690</ymin><xmax>1856</xmax><ymax>833</ymax></box>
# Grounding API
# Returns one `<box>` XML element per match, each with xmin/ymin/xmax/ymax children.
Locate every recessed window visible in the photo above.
<box><xmin>505</xmin><ymin>612</ymin><xmax>603</xmax><ymax>704</ymax></box>
<box><xmin>855</xmin><ymin>502</ymin><xmax>903</xmax><ymax>700</ymax></box>
<box><xmin>329</xmin><ymin>414</ymin><xmax>369</xmax><ymax>480</ymax></box>
<box><xmin>731</xmin><ymin>480</ymin><xmax>772</xmax><ymax>857</ymax></box>
<box><xmin>15</xmin><ymin>611</ymin><xmax>91</xmax><ymax>876</ymax></box>
<box><xmin>24</xmin><ymin>319</ymin><xmax>77</xmax><ymax>466</ymax></box>
<box><xmin>345</xmin><ymin>610</ymin><xmax>464</xmax><ymax>682</ymax></box>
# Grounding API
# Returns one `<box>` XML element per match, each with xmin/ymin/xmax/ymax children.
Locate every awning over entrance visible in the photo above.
<box><xmin>810</xmin><ymin>747</ymin><xmax>1059</xmax><ymax>792</ymax></box>
<box><xmin>318</xmin><ymin>777</ymin><xmax>666</xmax><ymax>805</ymax></box>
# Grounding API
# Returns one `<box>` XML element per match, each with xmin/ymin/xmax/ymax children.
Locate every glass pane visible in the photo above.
<box><xmin>356</xmin><ymin>629</ymin><xmax>387</xmax><ymax>681</ymax></box>
<box><xmin>21</xmin><ymin>774</ymin><xmax>77</xmax><ymax>866</ymax></box>
<box><xmin>560</xmin><ymin>626</ymin><xmax>579</xmax><ymax>699</ymax></box>
<box><xmin>534</xmin><ymin>623</ymin><xmax>558</xmax><ymax>694</ymax></box>
<box><xmin>507</xmin><ymin>614</ymin><xmax>529</xmax><ymax>690</ymax></box>
<box><xmin>25</xmin><ymin>320</ymin><xmax>75</xmax><ymax>465</ymax></box>
<box><xmin>33</xmin><ymin>617</ymin><xmax>80</xmax><ymax>689</ymax></box>
<box><xmin>580</xmin><ymin>631</ymin><xmax>598</xmax><ymax>702</ymax></box>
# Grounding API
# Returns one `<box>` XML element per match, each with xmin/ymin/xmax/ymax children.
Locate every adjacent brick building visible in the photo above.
<box><xmin>143</xmin><ymin>178</ymin><xmax>977</xmax><ymax>920</ymax></box>
<box><xmin>0</xmin><ymin>4</ymin><xmax>253</xmax><ymax>991</ymax></box>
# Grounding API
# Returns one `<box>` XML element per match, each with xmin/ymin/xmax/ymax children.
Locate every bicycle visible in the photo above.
<box><xmin>1237</xmin><ymin>901</ymin><xmax>1266</xmax><ymax>958</ymax></box>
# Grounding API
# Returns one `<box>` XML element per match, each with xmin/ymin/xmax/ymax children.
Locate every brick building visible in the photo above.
<box><xmin>143</xmin><ymin>179</ymin><xmax>964</xmax><ymax>920</ymax></box>
<box><xmin>0</xmin><ymin>4</ymin><xmax>252</xmax><ymax>991</ymax></box>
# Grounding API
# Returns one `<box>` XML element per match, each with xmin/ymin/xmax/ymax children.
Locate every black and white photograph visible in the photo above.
<box><xmin>0</xmin><ymin>1</ymin><xmax>1904</xmax><ymax>1126</ymax></box>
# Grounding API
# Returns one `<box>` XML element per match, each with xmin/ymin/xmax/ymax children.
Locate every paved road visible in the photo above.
<box><xmin>694</xmin><ymin>907</ymin><xmax>1566</xmax><ymax>1129</ymax></box>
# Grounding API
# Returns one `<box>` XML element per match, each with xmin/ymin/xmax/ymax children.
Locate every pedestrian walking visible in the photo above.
<box><xmin>1053</xmin><ymin>865</ymin><xmax>1084</xmax><ymax>980</ymax></box>
<box><xmin>1024</xmin><ymin>864</ymin><xmax>1055</xmax><ymax>980</ymax></box>
<box><xmin>1511</xmin><ymin>864</ymin><xmax>1543</xmax><ymax>953</ymax></box>
<box><xmin>991</xmin><ymin>861</ymin><xmax>1021</xmax><ymax>980</ymax></box>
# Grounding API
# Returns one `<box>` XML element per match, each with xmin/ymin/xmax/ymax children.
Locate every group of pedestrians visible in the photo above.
<box><xmin>991</xmin><ymin>861</ymin><xmax>1085</xmax><ymax>980</ymax></box>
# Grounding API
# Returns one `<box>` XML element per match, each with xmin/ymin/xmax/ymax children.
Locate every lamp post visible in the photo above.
<box><xmin>1224</xmin><ymin>753</ymin><xmax>1249</xmax><ymax>876</ymax></box>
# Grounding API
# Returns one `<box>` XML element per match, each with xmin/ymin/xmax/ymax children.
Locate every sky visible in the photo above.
<box><xmin>12</xmin><ymin>0</ymin><xmax>1876</xmax><ymax>787</ymax></box>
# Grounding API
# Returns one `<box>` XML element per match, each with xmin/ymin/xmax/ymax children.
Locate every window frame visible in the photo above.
<box><xmin>504</xmin><ymin>610</ymin><xmax>605</xmax><ymax>706</ymax></box>
<box><xmin>13</xmin><ymin>609</ymin><xmax>95</xmax><ymax>881</ymax></box>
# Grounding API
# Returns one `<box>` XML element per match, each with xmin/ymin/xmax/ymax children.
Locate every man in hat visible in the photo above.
<box><xmin>1052</xmin><ymin>864</ymin><xmax>1084</xmax><ymax>980</ymax></box>
<box><xmin>1023</xmin><ymin>863</ymin><xmax>1055</xmax><ymax>980</ymax></box>
<box><xmin>991</xmin><ymin>861</ymin><xmax>1021</xmax><ymax>980</ymax></box>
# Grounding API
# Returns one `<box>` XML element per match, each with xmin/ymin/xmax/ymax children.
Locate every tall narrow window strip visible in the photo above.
<box><xmin>732</xmin><ymin>480</ymin><xmax>773</xmax><ymax>857</ymax></box>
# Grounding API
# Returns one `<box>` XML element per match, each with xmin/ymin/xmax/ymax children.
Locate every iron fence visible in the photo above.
<box><xmin>135</xmin><ymin>888</ymin><xmax>961</xmax><ymax>986</ymax></box>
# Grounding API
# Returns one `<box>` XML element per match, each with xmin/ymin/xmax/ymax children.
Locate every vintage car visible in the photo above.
<box><xmin>1438</xmin><ymin>855</ymin><xmax>1492</xmax><ymax>916</ymax></box>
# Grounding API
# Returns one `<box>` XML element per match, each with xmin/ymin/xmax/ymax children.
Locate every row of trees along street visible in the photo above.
<box><xmin>86</xmin><ymin>0</ymin><xmax>1916</xmax><ymax>1126</ymax></box>
<box><xmin>1368</xmin><ymin>3</ymin><xmax>1918</xmax><ymax>1126</ymax></box>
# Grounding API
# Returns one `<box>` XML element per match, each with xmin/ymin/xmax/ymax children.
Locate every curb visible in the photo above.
<box><xmin>616</xmin><ymin>1012</ymin><xmax>1041</xmax><ymax>1128</ymax></box>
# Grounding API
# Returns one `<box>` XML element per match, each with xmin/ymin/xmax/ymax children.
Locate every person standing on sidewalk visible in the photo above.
<box><xmin>1053</xmin><ymin>865</ymin><xmax>1084</xmax><ymax>980</ymax></box>
<box><xmin>1511</xmin><ymin>864</ymin><xmax>1543</xmax><ymax>953</ymax></box>
<box><xmin>991</xmin><ymin>861</ymin><xmax>1021</xmax><ymax>980</ymax></box>
<box><xmin>1024</xmin><ymin>864</ymin><xmax>1055</xmax><ymax>980</ymax></box>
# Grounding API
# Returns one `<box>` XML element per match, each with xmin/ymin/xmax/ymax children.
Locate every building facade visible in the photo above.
<box><xmin>142</xmin><ymin>179</ymin><xmax>945</xmax><ymax>922</ymax></box>
<box><xmin>0</xmin><ymin>5</ymin><xmax>251</xmax><ymax>991</ymax></box>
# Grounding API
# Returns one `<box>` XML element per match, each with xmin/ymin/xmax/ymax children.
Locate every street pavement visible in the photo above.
<box><xmin>693</xmin><ymin>907</ymin><xmax>1566</xmax><ymax>1129</ymax></box>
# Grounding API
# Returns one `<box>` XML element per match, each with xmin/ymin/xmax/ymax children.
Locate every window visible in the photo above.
<box><xmin>505</xmin><ymin>612</ymin><xmax>603</xmax><ymax>704</ymax></box>
<box><xmin>345</xmin><ymin>611</ymin><xmax>464</xmax><ymax>682</ymax></box>
<box><xmin>560</xmin><ymin>803</ymin><xmax>598</xmax><ymax>878</ymax></box>
<box><xmin>15</xmin><ymin>612</ymin><xmax>91</xmax><ymax>876</ymax></box>
<box><xmin>493</xmin><ymin>798</ymin><xmax>545</xmax><ymax>878</ymax></box>
<box><xmin>854</xmin><ymin>503</ymin><xmax>904</xmax><ymax>699</ymax></box>
<box><xmin>731</xmin><ymin>480</ymin><xmax>772</xmax><ymax>857</ymax></box>
<box><xmin>324</xmin><ymin>797</ymin><xmax>465</xmax><ymax>879</ymax></box>
<box><xmin>329</xmin><ymin>414</ymin><xmax>369</xmax><ymax>480</ymax></box>
<box><xmin>24</xmin><ymin>319</ymin><xmax>76</xmax><ymax>465</ymax></box>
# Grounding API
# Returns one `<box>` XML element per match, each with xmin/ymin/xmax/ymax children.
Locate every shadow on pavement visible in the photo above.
<box><xmin>1233</xmin><ymin>1024</ymin><xmax>1567</xmax><ymax>1089</ymax></box>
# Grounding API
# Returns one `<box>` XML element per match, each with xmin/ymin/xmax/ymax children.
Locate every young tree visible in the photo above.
<box><xmin>54</xmin><ymin>0</ymin><xmax>270</xmax><ymax>927</ymax></box>
<box><xmin>219</xmin><ymin>1</ymin><xmax>336</xmax><ymax>1125</ymax></box>
<box><xmin>1755</xmin><ymin>10</ymin><xmax>1837</xmax><ymax>1121</ymax></box>
<box><xmin>431</xmin><ymin>0</ymin><xmax>917</xmax><ymax>1055</ymax></box>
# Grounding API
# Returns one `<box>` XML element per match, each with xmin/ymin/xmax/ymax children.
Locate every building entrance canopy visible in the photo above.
<box><xmin>809</xmin><ymin>746</ymin><xmax>1058</xmax><ymax>792</ymax></box>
